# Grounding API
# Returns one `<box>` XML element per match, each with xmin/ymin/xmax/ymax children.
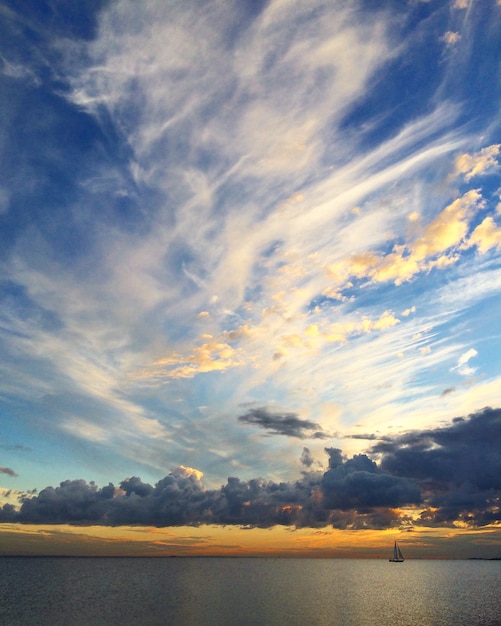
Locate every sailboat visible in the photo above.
<box><xmin>389</xmin><ymin>541</ymin><xmax>404</xmax><ymax>562</ymax></box>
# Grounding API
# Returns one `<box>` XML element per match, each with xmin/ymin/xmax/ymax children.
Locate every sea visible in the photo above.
<box><xmin>1</xmin><ymin>557</ymin><xmax>500</xmax><ymax>626</ymax></box>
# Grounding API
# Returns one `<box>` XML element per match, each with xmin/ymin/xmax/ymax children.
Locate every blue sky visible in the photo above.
<box><xmin>1</xmin><ymin>0</ymin><xmax>501</xmax><ymax>553</ymax></box>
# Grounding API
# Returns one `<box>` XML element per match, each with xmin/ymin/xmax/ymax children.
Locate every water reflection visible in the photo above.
<box><xmin>1</xmin><ymin>557</ymin><xmax>500</xmax><ymax>625</ymax></box>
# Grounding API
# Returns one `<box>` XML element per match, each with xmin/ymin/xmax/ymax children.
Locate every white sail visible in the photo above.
<box><xmin>389</xmin><ymin>541</ymin><xmax>404</xmax><ymax>562</ymax></box>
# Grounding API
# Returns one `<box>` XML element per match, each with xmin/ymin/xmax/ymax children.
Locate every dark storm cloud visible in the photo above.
<box><xmin>372</xmin><ymin>407</ymin><xmax>501</xmax><ymax>488</ymax></box>
<box><xmin>321</xmin><ymin>448</ymin><xmax>421</xmax><ymax>510</ymax></box>
<box><xmin>0</xmin><ymin>466</ymin><xmax>18</xmax><ymax>477</ymax></box>
<box><xmin>371</xmin><ymin>407</ymin><xmax>501</xmax><ymax>526</ymax></box>
<box><xmin>238</xmin><ymin>407</ymin><xmax>328</xmax><ymax>439</ymax></box>
<box><xmin>0</xmin><ymin>454</ymin><xmax>419</xmax><ymax>529</ymax></box>
<box><xmin>1</xmin><ymin>408</ymin><xmax>500</xmax><ymax>529</ymax></box>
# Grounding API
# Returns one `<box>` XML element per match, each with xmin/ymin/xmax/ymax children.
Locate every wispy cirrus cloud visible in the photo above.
<box><xmin>1</xmin><ymin>0</ymin><xmax>501</xmax><ymax>498</ymax></box>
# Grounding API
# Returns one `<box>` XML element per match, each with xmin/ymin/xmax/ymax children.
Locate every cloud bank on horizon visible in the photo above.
<box><xmin>1</xmin><ymin>0</ymin><xmax>501</xmax><ymax>532</ymax></box>
<box><xmin>1</xmin><ymin>408</ymin><xmax>500</xmax><ymax>530</ymax></box>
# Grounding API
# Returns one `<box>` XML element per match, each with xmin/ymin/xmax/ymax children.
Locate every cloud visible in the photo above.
<box><xmin>300</xmin><ymin>447</ymin><xmax>315</xmax><ymax>468</ymax></box>
<box><xmin>345</xmin><ymin>433</ymin><xmax>386</xmax><ymax>441</ymax></box>
<box><xmin>442</xmin><ymin>31</ymin><xmax>461</xmax><ymax>46</ymax></box>
<box><xmin>327</xmin><ymin>189</ymin><xmax>484</xmax><ymax>288</ymax></box>
<box><xmin>0</xmin><ymin>451</ymin><xmax>415</xmax><ymax>530</ymax></box>
<box><xmin>371</xmin><ymin>407</ymin><xmax>501</xmax><ymax>526</ymax></box>
<box><xmin>267</xmin><ymin>311</ymin><xmax>402</xmax><ymax>356</ymax></box>
<box><xmin>457</xmin><ymin>348</ymin><xmax>477</xmax><ymax>367</ymax></box>
<box><xmin>68</xmin><ymin>0</ymin><xmax>391</xmax><ymax>190</ymax></box>
<box><xmin>469</xmin><ymin>217</ymin><xmax>501</xmax><ymax>254</ymax></box>
<box><xmin>321</xmin><ymin>448</ymin><xmax>421</xmax><ymax>510</ymax></box>
<box><xmin>238</xmin><ymin>407</ymin><xmax>328</xmax><ymax>439</ymax></box>
<box><xmin>151</xmin><ymin>340</ymin><xmax>244</xmax><ymax>380</ymax></box>
<box><xmin>454</xmin><ymin>144</ymin><xmax>500</xmax><ymax>182</ymax></box>
<box><xmin>451</xmin><ymin>348</ymin><xmax>478</xmax><ymax>376</ymax></box>
<box><xmin>401</xmin><ymin>306</ymin><xmax>416</xmax><ymax>317</ymax></box>
<box><xmin>2</xmin><ymin>0</ymin><xmax>501</xmax><ymax>503</ymax></box>
<box><xmin>1</xmin><ymin>408</ymin><xmax>499</xmax><ymax>530</ymax></box>
<box><xmin>0</xmin><ymin>466</ymin><xmax>18</xmax><ymax>477</ymax></box>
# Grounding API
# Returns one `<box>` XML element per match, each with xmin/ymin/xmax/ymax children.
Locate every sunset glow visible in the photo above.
<box><xmin>1</xmin><ymin>0</ymin><xmax>501</xmax><ymax>558</ymax></box>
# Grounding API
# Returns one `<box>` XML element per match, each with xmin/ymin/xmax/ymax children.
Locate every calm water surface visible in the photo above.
<box><xmin>1</xmin><ymin>557</ymin><xmax>500</xmax><ymax>625</ymax></box>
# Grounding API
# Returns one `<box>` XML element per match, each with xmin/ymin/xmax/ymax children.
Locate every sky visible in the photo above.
<box><xmin>1</xmin><ymin>0</ymin><xmax>501</xmax><ymax>558</ymax></box>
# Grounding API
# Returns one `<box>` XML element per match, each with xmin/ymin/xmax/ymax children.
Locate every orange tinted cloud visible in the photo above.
<box><xmin>156</xmin><ymin>340</ymin><xmax>243</xmax><ymax>379</ymax></box>
<box><xmin>327</xmin><ymin>190</ymin><xmax>482</xmax><ymax>289</ymax></box>
<box><xmin>469</xmin><ymin>216</ymin><xmax>501</xmax><ymax>253</ymax></box>
<box><xmin>454</xmin><ymin>144</ymin><xmax>500</xmax><ymax>181</ymax></box>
